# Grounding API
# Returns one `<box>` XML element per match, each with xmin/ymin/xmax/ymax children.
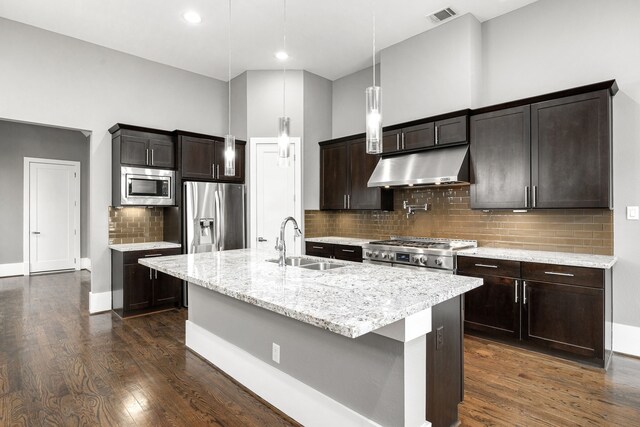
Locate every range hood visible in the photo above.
<box><xmin>368</xmin><ymin>145</ymin><xmax>469</xmax><ymax>187</ymax></box>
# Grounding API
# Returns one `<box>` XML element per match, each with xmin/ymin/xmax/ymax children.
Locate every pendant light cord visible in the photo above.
<box><xmin>282</xmin><ymin>0</ymin><xmax>287</xmax><ymax>117</ymax></box>
<box><xmin>372</xmin><ymin>0</ymin><xmax>375</xmax><ymax>87</ymax></box>
<box><xmin>228</xmin><ymin>0</ymin><xmax>232</xmax><ymax>135</ymax></box>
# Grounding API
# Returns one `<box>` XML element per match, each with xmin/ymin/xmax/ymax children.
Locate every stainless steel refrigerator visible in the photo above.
<box><xmin>183</xmin><ymin>181</ymin><xmax>246</xmax><ymax>305</ymax></box>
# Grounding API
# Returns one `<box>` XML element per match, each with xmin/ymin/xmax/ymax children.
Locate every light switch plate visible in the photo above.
<box><xmin>627</xmin><ymin>206</ymin><xmax>639</xmax><ymax>220</ymax></box>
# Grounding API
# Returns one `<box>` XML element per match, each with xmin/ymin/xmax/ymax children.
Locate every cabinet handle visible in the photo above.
<box><xmin>343</xmin><ymin>194</ymin><xmax>347</xmax><ymax>209</ymax></box>
<box><xmin>396</xmin><ymin>133</ymin><xmax>400</xmax><ymax>151</ymax></box>
<box><xmin>212</xmin><ymin>163</ymin><xmax>215</xmax><ymax>178</ymax></box>
<box><xmin>514</xmin><ymin>280</ymin><xmax>518</xmax><ymax>303</ymax></box>
<box><xmin>524</xmin><ymin>186</ymin><xmax>530</xmax><ymax>208</ymax></box>
<box><xmin>312</xmin><ymin>246</ymin><xmax>324</xmax><ymax>249</ymax></box>
<box><xmin>533</xmin><ymin>186</ymin><xmax>538</xmax><ymax>208</ymax></box>
<box><xmin>155</xmin><ymin>269</ymin><xmax>158</xmax><ymax>279</ymax></box>
<box><xmin>144</xmin><ymin>253</ymin><xmax>164</xmax><ymax>257</ymax></box>
<box><xmin>474</xmin><ymin>263</ymin><xmax>498</xmax><ymax>269</ymax></box>
<box><xmin>544</xmin><ymin>271</ymin><xmax>575</xmax><ymax>277</ymax></box>
<box><xmin>347</xmin><ymin>194</ymin><xmax>351</xmax><ymax>209</ymax></box>
<box><xmin>149</xmin><ymin>268</ymin><xmax>152</xmax><ymax>280</ymax></box>
<box><xmin>341</xmin><ymin>249</ymin><xmax>355</xmax><ymax>253</ymax></box>
<box><xmin>435</xmin><ymin>125</ymin><xmax>439</xmax><ymax>145</ymax></box>
<box><xmin>150</xmin><ymin>149</ymin><xmax>154</xmax><ymax>166</ymax></box>
<box><xmin>146</xmin><ymin>148</ymin><xmax>150</xmax><ymax>165</ymax></box>
<box><xmin>523</xmin><ymin>281</ymin><xmax>527</xmax><ymax>305</ymax></box>
<box><xmin>401</xmin><ymin>133</ymin><xmax>405</xmax><ymax>150</ymax></box>
<box><xmin>216</xmin><ymin>164</ymin><xmax>220</xmax><ymax>179</ymax></box>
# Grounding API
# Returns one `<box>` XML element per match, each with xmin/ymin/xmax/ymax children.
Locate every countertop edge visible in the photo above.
<box><xmin>458</xmin><ymin>248</ymin><xmax>617</xmax><ymax>269</ymax></box>
<box><xmin>109</xmin><ymin>241</ymin><xmax>182</xmax><ymax>252</ymax></box>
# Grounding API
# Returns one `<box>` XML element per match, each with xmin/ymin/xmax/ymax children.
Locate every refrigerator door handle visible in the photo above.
<box><xmin>215</xmin><ymin>189</ymin><xmax>222</xmax><ymax>251</ymax></box>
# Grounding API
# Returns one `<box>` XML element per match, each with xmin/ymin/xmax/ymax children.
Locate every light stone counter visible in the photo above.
<box><xmin>140</xmin><ymin>247</ymin><xmax>482</xmax><ymax>338</ymax></box>
<box><xmin>458</xmin><ymin>247</ymin><xmax>617</xmax><ymax>269</ymax></box>
<box><xmin>305</xmin><ymin>236</ymin><xmax>374</xmax><ymax>247</ymax></box>
<box><xmin>109</xmin><ymin>241</ymin><xmax>181</xmax><ymax>252</ymax></box>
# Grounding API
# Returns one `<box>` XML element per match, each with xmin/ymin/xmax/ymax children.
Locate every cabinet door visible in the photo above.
<box><xmin>305</xmin><ymin>241</ymin><xmax>334</xmax><ymax>258</ymax></box>
<box><xmin>215</xmin><ymin>141</ymin><xmax>245</xmax><ymax>183</ymax></box>
<box><xmin>402</xmin><ymin>122</ymin><xmax>434</xmax><ymax>150</ymax></box>
<box><xmin>435</xmin><ymin>115</ymin><xmax>467</xmax><ymax>146</ymax></box>
<box><xmin>181</xmin><ymin>136</ymin><xmax>215</xmax><ymax>180</ymax></box>
<box><xmin>349</xmin><ymin>139</ymin><xmax>382</xmax><ymax>210</ymax></box>
<box><xmin>148</xmin><ymin>137</ymin><xmax>175</xmax><ymax>169</ymax></box>
<box><xmin>121</xmin><ymin>135</ymin><xmax>149</xmax><ymax>166</ymax></box>
<box><xmin>153</xmin><ymin>271</ymin><xmax>182</xmax><ymax>307</ymax></box>
<box><xmin>531</xmin><ymin>90</ymin><xmax>611</xmax><ymax>208</ymax></box>
<box><xmin>382</xmin><ymin>130</ymin><xmax>401</xmax><ymax>153</ymax></box>
<box><xmin>463</xmin><ymin>275</ymin><xmax>520</xmax><ymax>340</ymax></box>
<box><xmin>522</xmin><ymin>281</ymin><xmax>603</xmax><ymax>361</ymax></box>
<box><xmin>123</xmin><ymin>264</ymin><xmax>153</xmax><ymax>312</ymax></box>
<box><xmin>320</xmin><ymin>142</ymin><xmax>349</xmax><ymax>209</ymax></box>
<box><xmin>469</xmin><ymin>106</ymin><xmax>531</xmax><ymax>209</ymax></box>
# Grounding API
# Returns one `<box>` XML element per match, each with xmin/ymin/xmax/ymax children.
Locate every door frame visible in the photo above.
<box><xmin>23</xmin><ymin>157</ymin><xmax>81</xmax><ymax>275</ymax></box>
<box><xmin>248</xmin><ymin>137</ymin><xmax>303</xmax><ymax>251</ymax></box>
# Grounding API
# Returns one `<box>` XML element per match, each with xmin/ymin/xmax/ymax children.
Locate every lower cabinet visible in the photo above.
<box><xmin>304</xmin><ymin>241</ymin><xmax>363</xmax><ymax>262</ymax></box>
<box><xmin>112</xmin><ymin>248</ymin><xmax>182</xmax><ymax>318</ymax></box>
<box><xmin>458</xmin><ymin>256</ymin><xmax>612</xmax><ymax>367</ymax></box>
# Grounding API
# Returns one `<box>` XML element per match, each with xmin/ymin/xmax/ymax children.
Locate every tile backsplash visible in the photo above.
<box><xmin>108</xmin><ymin>207</ymin><xmax>164</xmax><ymax>245</ymax></box>
<box><xmin>305</xmin><ymin>186</ymin><xmax>613</xmax><ymax>255</ymax></box>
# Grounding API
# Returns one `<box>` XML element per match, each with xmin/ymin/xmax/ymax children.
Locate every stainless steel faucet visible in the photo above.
<box><xmin>275</xmin><ymin>217</ymin><xmax>302</xmax><ymax>266</ymax></box>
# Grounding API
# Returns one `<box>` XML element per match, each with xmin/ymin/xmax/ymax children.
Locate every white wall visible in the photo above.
<box><xmin>0</xmin><ymin>18</ymin><xmax>228</xmax><ymax>298</ymax></box>
<box><xmin>303</xmin><ymin>71</ymin><xmax>332</xmax><ymax>210</ymax></box>
<box><xmin>479</xmin><ymin>0</ymin><xmax>640</xmax><ymax>331</ymax></box>
<box><xmin>332</xmin><ymin>65</ymin><xmax>378</xmax><ymax>138</ymax></box>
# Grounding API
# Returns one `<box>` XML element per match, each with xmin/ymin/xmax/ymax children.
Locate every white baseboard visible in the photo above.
<box><xmin>80</xmin><ymin>258</ymin><xmax>91</xmax><ymax>271</ymax></box>
<box><xmin>613</xmin><ymin>323</ymin><xmax>640</xmax><ymax>357</ymax></box>
<box><xmin>185</xmin><ymin>320</ymin><xmax>384</xmax><ymax>427</ymax></box>
<box><xmin>0</xmin><ymin>262</ymin><xmax>24</xmax><ymax>277</ymax></box>
<box><xmin>89</xmin><ymin>291</ymin><xmax>111</xmax><ymax>314</ymax></box>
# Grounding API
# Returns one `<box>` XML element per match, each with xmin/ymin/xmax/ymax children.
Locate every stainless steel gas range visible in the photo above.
<box><xmin>362</xmin><ymin>237</ymin><xmax>477</xmax><ymax>274</ymax></box>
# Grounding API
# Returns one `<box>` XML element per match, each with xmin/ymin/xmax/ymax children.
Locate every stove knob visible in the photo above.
<box><xmin>381</xmin><ymin>253</ymin><xmax>389</xmax><ymax>260</ymax></box>
<box><xmin>415</xmin><ymin>256</ymin><xmax>426</xmax><ymax>264</ymax></box>
<box><xmin>372</xmin><ymin>251</ymin><xmax>379</xmax><ymax>258</ymax></box>
<box><xmin>365</xmin><ymin>251</ymin><xmax>372</xmax><ymax>257</ymax></box>
<box><xmin>435</xmin><ymin>258</ymin><xmax>444</xmax><ymax>266</ymax></box>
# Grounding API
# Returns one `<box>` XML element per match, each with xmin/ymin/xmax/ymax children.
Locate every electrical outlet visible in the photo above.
<box><xmin>627</xmin><ymin>206</ymin><xmax>639</xmax><ymax>220</ymax></box>
<box><xmin>436</xmin><ymin>327</ymin><xmax>444</xmax><ymax>350</ymax></box>
<box><xmin>272</xmin><ymin>343</ymin><xmax>280</xmax><ymax>364</ymax></box>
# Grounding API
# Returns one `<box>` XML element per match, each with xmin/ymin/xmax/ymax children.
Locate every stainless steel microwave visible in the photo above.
<box><xmin>120</xmin><ymin>166</ymin><xmax>175</xmax><ymax>206</ymax></box>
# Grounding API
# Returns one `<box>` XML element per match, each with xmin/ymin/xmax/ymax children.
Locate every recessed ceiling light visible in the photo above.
<box><xmin>275</xmin><ymin>51</ymin><xmax>289</xmax><ymax>60</ymax></box>
<box><xmin>183</xmin><ymin>11</ymin><xmax>202</xmax><ymax>24</ymax></box>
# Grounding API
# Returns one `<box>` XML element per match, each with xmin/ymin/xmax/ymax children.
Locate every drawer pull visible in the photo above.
<box><xmin>475</xmin><ymin>263</ymin><xmax>498</xmax><ymax>269</ymax></box>
<box><xmin>341</xmin><ymin>249</ymin><xmax>355</xmax><ymax>253</ymax></box>
<box><xmin>544</xmin><ymin>271</ymin><xmax>575</xmax><ymax>277</ymax></box>
<box><xmin>312</xmin><ymin>246</ymin><xmax>324</xmax><ymax>249</ymax></box>
<box><xmin>514</xmin><ymin>280</ymin><xmax>518</xmax><ymax>303</ymax></box>
<box><xmin>523</xmin><ymin>281</ymin><xmax>527</xmax><ymax>304</ymax></box>
<box><xmin>144</xmin><ymin>253</ymin><xmax>164</xmax><ymax>257</ymax></box>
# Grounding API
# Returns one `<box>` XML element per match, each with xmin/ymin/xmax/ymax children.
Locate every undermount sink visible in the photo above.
<box><xmin>266</xmin><ymin>257</ymin><xmax>345</xmax><ymax>270</ymax></box>
<box><xmin>299</xmin><ymin>262</ymin><xmax>345</xmax><ymax>271</ymax></box>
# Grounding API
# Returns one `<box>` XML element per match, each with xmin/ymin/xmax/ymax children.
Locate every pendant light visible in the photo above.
<box><xmin>277</xmin><ymin>0</ymin><xmax>291</xmax><ymax>168</ymax></box>
<box><xmin>365</xmin><ymin>2</ymin><xmax>382</xmax><ymax>154</ymax></box>
<box><xmin>224</xmin><ymin>0</ymin><xmax>236</xmax><ymax>176</ymax></box>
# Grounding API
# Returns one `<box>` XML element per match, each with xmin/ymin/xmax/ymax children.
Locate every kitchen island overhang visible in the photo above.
<box><xmin>140</xmin><ymin>249</ymin><xmax>482</xmax><ymax>427</ymax></box>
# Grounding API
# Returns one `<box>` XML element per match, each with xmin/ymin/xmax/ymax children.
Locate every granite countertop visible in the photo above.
<box><xmin>458</xmin><ymin>247</ymin><xmax>617</xmax><ymax>269</ymax></box>
<box><xmin>109</xmin><ymin>241</ymin><xmax>182</xmax><ymax>252</ymax></box>
<box><xmin>305</xmin><ymin>236</ymin><xmax>374</xmax><ymax>247</ymax></box>
<box><xmin>139</xmin><ymin>248</ymin><xmax>482</xmax><ymax>338</ymax></box>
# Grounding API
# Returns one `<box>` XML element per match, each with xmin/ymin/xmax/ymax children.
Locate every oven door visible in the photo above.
<box><xmin>121</xmin><ymin>167</ymin><xmax>175</xmax><ymax>206</ymax></box>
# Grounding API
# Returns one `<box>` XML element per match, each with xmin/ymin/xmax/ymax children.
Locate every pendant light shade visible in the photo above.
<box><xmin>365</xmin><ymin>86</ymin><xmax>382</xmax><ymax>154</ymax></box>
<box><xmin>277</xmin><ymin>116</ymin><xmax>291</xmax><ymax>167</ymax></box>
<box><xmin>224</xmin><ymin>134</ymin><xmax>236</xmax><ymax>176</ymax></box>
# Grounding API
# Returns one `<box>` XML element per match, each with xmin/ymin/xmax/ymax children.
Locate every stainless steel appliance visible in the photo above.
<box><xmin>362</xmin><ymin>237</ymin><xmax>477</xmax><ymax>273</ymax></box>
<box><xmin>120</xmin><ymin>166</ymin><xmax>175</xmax><ymax>206</ymax></box>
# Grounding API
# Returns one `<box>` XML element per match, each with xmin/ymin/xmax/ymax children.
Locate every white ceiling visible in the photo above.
<box><xmin>0</xmin><ymin>0</ymin><xmax>538</xmax><ymax>81</ymax></box>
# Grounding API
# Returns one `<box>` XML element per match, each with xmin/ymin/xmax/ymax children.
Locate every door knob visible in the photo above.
<box><xmin>32</xmin><ymin>231</ymin><xmax>41</xmax><ymax>234</ymax></box>
<box><xmin>258</xmin><ymin>237</ymin><xmax>267</xmax><ymax>242</ymax></box>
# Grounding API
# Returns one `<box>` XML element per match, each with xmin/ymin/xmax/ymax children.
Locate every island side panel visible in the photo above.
<box><xmin>188</xmin><ymin>284</ymin><xmax>407</xmax><ymax>427</ymax></box>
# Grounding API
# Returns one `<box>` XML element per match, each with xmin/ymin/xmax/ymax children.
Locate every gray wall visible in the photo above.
<box><xmin>0</xmin><ymin>17</ymin><xmax>228</xmax><ymax>295</ymax></box>
<box><xmin>478</xmin><ymin>0</ymin><xmax>640</xmax><ymax>329</ymax></box>
<box><xmin>331</xmin><ymin>65</ymin><xmax>379</xmax><ymax>138</ymax></box>
<box><xmin>303</xmin><ymin>71</ymin><xmax>332</xmax><ymax>210</ymax></box>
<box><xmin>0</xmin><ymin>120</ymin><xmax>90</xmax><ymax>263</ymax></box>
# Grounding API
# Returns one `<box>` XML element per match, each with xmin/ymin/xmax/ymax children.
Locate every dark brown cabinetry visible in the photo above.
<box><xmin>111</xmin><ymin>248</ymin><xmax>182</xmax><ymax>318</ymax></box>
<box><xmin>458</xmin><ymin>256</ymin><xmax>612</xmax><ymax>367</ymax></box>
<box><xmin>470</xmin><ymin>81</ymin><xmax>616</xmax><ymax>210</ymax></box>
<box><xmin>304</xmin><ymin>241</ymin><xmax>363</xmax><ymax>262</ymax></box>
<box><xmin>110</xmin><ymin>124</ymin><xmax>176</xmax><ymax>169</ymax></box>
<box><xmin>382</xmin><ymin>114</ymin><xmax>467</xmax><ymax>154</ymax></box>
<box><xmin>319</xmin><ymin>137</ymin><xmax>392</xmax><ymax>211</ymax></box>
<box><xmin>178</xmin><ymin>133</ymin><xmax>245</xmax><ymax>183</ymax></box>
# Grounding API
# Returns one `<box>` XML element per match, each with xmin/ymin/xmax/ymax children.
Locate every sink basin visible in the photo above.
<box><xmin>266</xmin><ymin>257</ymin><xmax>319</xmax><ymax>267</ymax></box>
<box><xmin>299</xmin><ymin>262</ymin><xmax>345</xmax><ymax>271</ymax></box>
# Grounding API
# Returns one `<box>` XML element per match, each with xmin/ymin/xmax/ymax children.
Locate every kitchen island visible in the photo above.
<box><xmin>140</xmin><ymin>248</ymin><xmax>482</xmax><ymax>427</ymax></box>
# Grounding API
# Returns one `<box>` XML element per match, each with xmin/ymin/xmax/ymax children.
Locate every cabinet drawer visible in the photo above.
<box><xmin>457</xmin><ymin>256</ymin><xmax>521</xmax><ymax>278</ymax></box>
<box><xmin>522</xmin><ymin>262</ymin><xmax>604</xmax><ymax>288</ymax></box>
<box><xmin>123</xmin><ymin>247</ymin><xmax>182</xmax><ymax>265</ymax></box>
<box><xmin>305</xmin><ymin>241</ymin><xmax>334</xmax><ymax>258</ymax></box>
<box><xmin>333</xmin><ymin>244</ymin><xmax>363</xmax><ymax>262</ymax></box>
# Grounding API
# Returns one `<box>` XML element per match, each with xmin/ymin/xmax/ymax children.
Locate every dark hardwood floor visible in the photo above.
<box><xmin>1</xmin><ymin>271</ymin><xmax>639</xmax><ymax>426</ymax></box>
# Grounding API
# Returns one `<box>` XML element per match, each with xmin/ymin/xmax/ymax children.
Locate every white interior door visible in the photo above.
<box><xmin>254</xmin><ymin>142</ymin><xmax>300</xmax><ymax>255</ymax></box>
<box><xmin>28</xmin><ymin>161</ymin><xmax>79</xmax><ymax>273</ymax></box>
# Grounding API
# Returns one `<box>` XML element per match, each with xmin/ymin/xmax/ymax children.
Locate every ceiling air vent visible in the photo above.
<box><xmin>429</xmin><ymin>7</ymin><xmax>457</xmax><ymax>23</ymax></box>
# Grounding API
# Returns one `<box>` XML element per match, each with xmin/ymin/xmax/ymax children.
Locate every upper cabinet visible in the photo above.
<box><xmin>176</xmin><ymin>132</ymin><xmax>245</xmax><ymax>183</ymax></box>
<box><xmin>382</xmin><ymin>113</ymin><xmax>468</xmax><ymax>154</ymax></box>
<box><xmin>470</xmin><ymin>81</ymin><xmax>616</xmax><ymax>210</ymax></box>
<box><xmin>320</xmin><ymin>136</ymin><xmax>393</xmax><ymax>211</ymax></box>
<box><xmin>110</xmin><ymin>124</ymin><xmax>175</xmax><ymax>169</ymax></box>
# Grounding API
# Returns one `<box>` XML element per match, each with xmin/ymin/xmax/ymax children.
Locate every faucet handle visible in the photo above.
<box><xmin>274</xmin><ymin>237</ymin><xmax>283</xmax><ymax>251</ymax></box>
